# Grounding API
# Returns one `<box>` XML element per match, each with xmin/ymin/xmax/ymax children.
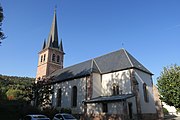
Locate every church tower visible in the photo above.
<box><xmin>36</xmin><ymin>10</ymin><xmax>64</xmax><ymax>80</ymax></box>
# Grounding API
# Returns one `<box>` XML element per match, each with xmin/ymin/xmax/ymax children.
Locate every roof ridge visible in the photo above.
<box><xmin>92</xmin><ymin>59</ymin><xmax>102</xmax><ymax>73</ymax></box>
<box><xmin>123</xmin><ymin>49</ymin><xmax>134</xmax><ymax>67</ymax></box>
<box><xmin>94</xmin><ymin>49</ymin><xmax>123</xmax><ymax>60</ymax></box>
<box><xmin>61</xmin><ymin>49</ymin><xmax>123</xmax><ymax>70</ymax></box>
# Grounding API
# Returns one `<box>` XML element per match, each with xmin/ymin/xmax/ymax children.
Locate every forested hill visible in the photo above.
<box><xmin>0</xmin><ymin>74</ymin><xmax>35</xmax><ymax>86</ymax></box>
<box><xmin>0</xmin><ymin>74</ymin><xmax>35</xmax><ymax>100</ymax></box>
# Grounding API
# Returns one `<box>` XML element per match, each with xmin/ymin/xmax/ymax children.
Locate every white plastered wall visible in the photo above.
<box><xmin>134</xmin><ymin>69</ymin><xmax>156</xmax><ymax>113</ymax></box>
<box><xmin>127</xmin><ymin>96</ymin><xmax>137</xmax><ymax>114</ymax></box>
<box><xmin>53</xmin><ymin>77</ymin><xmax>87</xmax><ymax>114</ymax></box>
<box><xmin>92</xmin><ymin>73</ymin><xmax>102</xmax><ymax>98</ymax></box>
<box><xmin>101</xmin><ymin>70</ymin><xmax>132</xmax><ymax>96</ymax></box>
<box><xmin>86</xmin><ymin>102</ymin><xmax>125</xmax><ymax>115</ymax></box>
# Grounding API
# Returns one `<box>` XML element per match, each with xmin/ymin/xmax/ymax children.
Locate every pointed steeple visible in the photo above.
<box><xmin>49</xmin><ymin>38</ymin><xmax>53</xmax><ymax>47</ymax></box>
<box><xmin>59</xmin><ymin>39</ymin><xmax>64</xmax><ymax>53</ymax></box>
<box><xmin>47</xmin><ymin>8</ymin><xmax>59</xmax><ymax>49</ymax></box>
<box><xmin>42</xmin><ymin>39</ymin><xmax>46</xmax><ymax>50</ymax></box>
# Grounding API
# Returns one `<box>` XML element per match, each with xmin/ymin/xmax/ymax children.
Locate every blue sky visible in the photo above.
<box><xmin>0</xmin><ymin>0</ymin><xmax>180</xmax><ymax>85</ymax></box>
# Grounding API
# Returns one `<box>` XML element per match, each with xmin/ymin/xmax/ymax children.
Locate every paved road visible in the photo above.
<box><xmin>164</xmin><ymin>115</ymin><xmax>180</xmax><ymax>120</ymax></box>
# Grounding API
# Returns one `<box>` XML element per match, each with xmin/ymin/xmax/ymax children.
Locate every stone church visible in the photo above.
<box><xmin>36</xmin><ymin>10</ymin><xmax>160</xmax><ymax>120</ymax></box>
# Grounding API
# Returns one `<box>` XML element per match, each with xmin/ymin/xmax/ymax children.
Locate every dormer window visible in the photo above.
<box><xmin>52</xmin><ymin>54</ymin><xmax>55</xmax><ymax>62</ymax></box>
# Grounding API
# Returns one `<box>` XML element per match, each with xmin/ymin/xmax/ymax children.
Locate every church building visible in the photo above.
<box><xmin>36</xmin><ymin>10</ymin><xmax>159</xmax><ymax>120</ymax></box>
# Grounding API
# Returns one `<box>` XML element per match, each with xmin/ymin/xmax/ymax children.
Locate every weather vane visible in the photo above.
<box><xmin>55</xmin><ymin>5</ymin><xmax>57</xmax><ymax>11</ymax></box>
<box><xmin>122</xmin><ymin>42</ymin><xmax>124</xmax><ymax>48</ymax></box>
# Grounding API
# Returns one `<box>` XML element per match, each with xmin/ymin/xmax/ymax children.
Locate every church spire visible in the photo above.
<box><xmin>59</xmin><ymin>39</ymin><xmax>64</xmax><ymax>54</ymax></box>
<box><xmin>36</xmin><ymin>8</ymin><xmax>64</xmax><ymax>81</ymax></box>
<box><xmin>42</xmin><ymin>39</ymin><xmax>46</xmax><ymax>50</ymax></box>
<box><xmin>46</xmin><ymin>8</ymin><xmax>59</xmax><ymax>49</ymax></box>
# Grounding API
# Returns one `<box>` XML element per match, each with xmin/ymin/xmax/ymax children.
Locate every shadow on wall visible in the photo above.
<box><xmin>102</xmin><ymin>71</ymin><xmax>131</xmax><ymax>96</ymax></box>
<box><xmin>155</xmin><ymin>101</ymin><xmax>164</xmax><ymax>120</ymax></box>
<box><xmin>53</xmin><ymin>69</ymin><xmax>89</xmax><ymax>114</ymax></box>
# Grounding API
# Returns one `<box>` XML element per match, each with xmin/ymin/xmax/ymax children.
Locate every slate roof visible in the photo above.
<box><xmin>50</xmin><ymin>49</ymin><xmax>153</xmax><ymax>83</ymax></box>
<box><xmin>50</xmin><ymin>59</ymin><xmax>100</xmax><ymax>83</ymax></box>
<box><xmin>84</xmin><ymin>94</ymin><xmax>135</xmax><ymax>103</ymax></box>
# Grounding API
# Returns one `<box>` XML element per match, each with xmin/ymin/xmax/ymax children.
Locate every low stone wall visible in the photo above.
<box><xmin>141</xmin><ymin>113</ymin><xmax>158</xmax><ymax>120</ymax></box>
<box><xmin>80</xmin><ymin>114</ymin><xmax>129</xmax><ymax>120</ymax></box>
<box><xmin>78</xmin><ymin>113</ymin><xmax>159</xmax><ymax>120</ymax></box>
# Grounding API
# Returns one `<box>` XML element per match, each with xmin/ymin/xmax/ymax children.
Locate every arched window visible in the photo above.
<box><xmin>57</xmin><ymin>55</ymin><xmax>60</xmax><ymax>63</ymax></box>
<box><xmin>52</xmin><ymin>54</ymin><xmax>55</xmax><ymax>61</ymax></box>
<box><xmin>113</xmin><ymin>85</ymin><xmax>116</xmax><ymax>95</ymax></box>
<box><xmin>43</xmin><ymin>54</ymin><xmax>46</xmax><ymax>61</ymax></box>
<box><xmin>57</xmin><ymin>88</ymin><xmax>61</xmax><ymax>107</ymax></box>
<box><xmin>72</xmin><ymin>86</ymin><xmax>77</xmax><ymax>107</ymax></box>
<box><xmin>143</xmin><ymin>83</ymin><xmax>149</xmax><ymax>102</ymax></box>
<box><xmin>116</xmin><ymin>85</ymin><xmax>119</xmax><ymax>95</ymax></box>
<box><xmin>112</xmin><ymin>84</ymin><xmax>120</xmax><ymax>95</ymax></box>
<box><xmin>40</xmin><ymin>55</ymin><xmax>43</xmax><ymax>62</ymax></box>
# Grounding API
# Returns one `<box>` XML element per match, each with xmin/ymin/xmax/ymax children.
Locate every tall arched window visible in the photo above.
<box><xmin>43</xmin><ymin>54</ymin><xmax>46</xmax><ymax>61</ymax></box>
<box><xmin>143</xmin><ymin>83</ymin><xmax>149</xmax><ymax>102</ymax></box>
<box><xmin>40</xmin><ymin>55</ymin><xmax>43</xmax><ymax>62</ymax></box>
<box><xmin>116</xmin><ymin>85</ymin><xmax>119</xmax><ymax>95</ymax></box>
<box><xmin>57</xmin><ymin>55</ymin><xmax>60</xmax><ymax>63</ymax></box>
<box><xmin>72</xmin><ymin>86</ymin><xmax>77</xmax><ymax>107</ymax></box>
<box><xmin>57</xmin><ymin>88</ymin><xmax>61</xmax><ymax>107</ymax></box>
<box><xmin>113</xmin><ymin>85</ymin><xmax>116</xmax><ymax>95</ymax></box>
<box><xmin>52</xmin><ymin>54</ymin><xmax>55</xmax><ymax>61</ymax></box>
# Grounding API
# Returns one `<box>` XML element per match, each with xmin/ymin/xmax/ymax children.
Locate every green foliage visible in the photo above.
<box><xmin>42</xmin><ymin>107</ymin><xmax>59</xmax><ymax>119</ymax></box>
<box><xmin>157</xmin><ymin>64</ymin><xmax>180</xmax><ymax>109</ymax></box>
<box><xmin>0</xmin><ymin>74</ymin><xmax>35</xmax><ymax>102</ymax></box>
<box><xmin>6</xmin><ymin>89</ymin><xmax>22</xmax><ymax>100</ymax></box>
<box><xmin>0</xmin><ymin>75</ymin><xmax>58</xmax><ymax>119</ymax></box>
<box><xmin>0</xmin><ymin>100</ymin><xmax>41</xmax><ymax>120</ymax></box>
<box><xmin>33</xmin><ymin>80</ymin><xmax>53</xmax><ymax>109</ymax></box>
<box><xmin>60</xmin><ymin>108</ymin><xmax>72</xmax><ymax>114</ymax></box>
<box><xmin>0</xmin><ymin>4</ymin><xmax>5</xmax><ymax>43</ymax></box>
<box><xmin>163</xmin><ymin>107</ymin><xmax>169</xmax><ymax>115</ymax></box>
<box><xmin>176</xmin><ymin>108</ymin><xmax>180</xmax><ymax>113</ymax></box>
<box><xmin>0</xmin><ymin>100</ymin><xmax>59</xmax><ymax>120</ymax></box>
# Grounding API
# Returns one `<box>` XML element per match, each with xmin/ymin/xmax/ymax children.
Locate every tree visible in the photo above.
<box><xmin>0</xmin><ymin>74</ymin><xmax>35</xmax><ymax>102</ymax></box>
<box><xmin>0</xmin><ymin>4</ymin><xmax>5</xmax><ymax>44</ymax></box>
<box><xmin>157</xmin><ymin>64</ymin><xmax>180</xmax><ymax>110</ymax></box>
<box><xmin>6</xmin><ymin>89</ymin><xmax>22</xmax><ymax>100</ymax></box>
<box><xmin>33</xmin><ymin>80</ymin><xmax>53</xmax><ymax>109</ymax></box>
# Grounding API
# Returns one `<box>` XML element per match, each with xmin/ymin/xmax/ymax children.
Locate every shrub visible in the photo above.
<box><xmin>163</xmin><ymin>107</ymin><xmax>169</xmax><ymax>115</ymax></box>
<box><xmin>42</xmin><ymin>107</ymin><xmax>59</xmax><ymax>119</ymax></box>
<box><xmin>60</xmin><ymin>108</ymin><xmax>72</xmax><ymax>114</ymax></box>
